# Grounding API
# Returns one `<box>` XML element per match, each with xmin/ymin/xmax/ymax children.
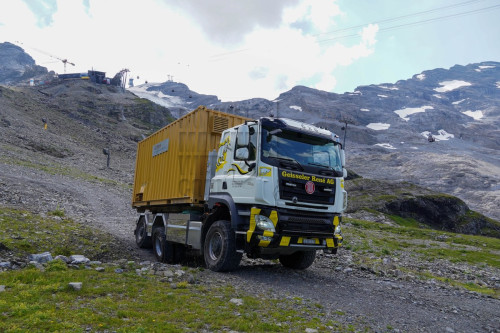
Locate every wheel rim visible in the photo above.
<box><xmin>208</xmin><ymin>231</ymin><xmax>223</xmax><ymax>261</ymax></box>
<box><xmin>136</xmin><ymin>222</ymin><xmax>145</xmax><ymax>242</ymax></box>
<box><xmin>154</xmin><ymin>235</ymin><xmax>162</xmax><ymax>257</ymax></box>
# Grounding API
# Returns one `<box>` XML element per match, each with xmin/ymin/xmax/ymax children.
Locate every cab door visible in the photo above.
<box><xmin>228</xmin><ymin>124</ymin><xmax>258</xmax><ymax>204</ymax></box>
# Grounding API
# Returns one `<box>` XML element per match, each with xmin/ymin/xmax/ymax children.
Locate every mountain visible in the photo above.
<box><xmin>0</xmin><ymin>42</ymin><xmax>52</xmax><ymax>85</ymax></box>
<box><xmin>129</xmin><ymin>81</ymin><xmax>220</xmax><ymax>119</ymax></box>
<box><xmin>0</xmin><ymin>41</ymin><xmax>498</xmax><ymax>220</ymax></box>
<box><xmin>131</xmin><ymin>62</ymin><xmax>500</xmax><ymax>221</ymax></box>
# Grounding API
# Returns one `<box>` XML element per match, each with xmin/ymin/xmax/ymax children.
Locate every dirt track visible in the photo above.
<box><xmin>1</xmin><ymin>160</ymin><xmax>499</xmax><ymax>332</ymax></box>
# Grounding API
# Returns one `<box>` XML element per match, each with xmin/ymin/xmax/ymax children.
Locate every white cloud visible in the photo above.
<box><xmin>1</xmin><ymin>0</ymin><xmax>380</xmax><ymax>101</ymax></box>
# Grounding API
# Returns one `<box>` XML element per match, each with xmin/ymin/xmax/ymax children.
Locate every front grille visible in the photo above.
<box><xmin>277</xmin><ymin>210</ymin><xmax>334</xmax><ymax>236</ymax></box>
<box><xmin>279</xmin><ymin>169</ymin><xmax>336</xmax><ymax>205</ymax></box>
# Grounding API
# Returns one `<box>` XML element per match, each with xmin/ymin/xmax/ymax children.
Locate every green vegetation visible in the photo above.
<box><xmin>0</xmin><ymin>207</ymin><xmax>353</xmax><ymax>332</ymax></box>
<box><xmin>343</xmin><ymin>217</ymin><xmax>500</xmax><ymax>297</ymax></box>
<box><xmin>0</xmin><ymin>208</ymin><xmax>122</xmax><ymax>260</ymax></box>
<box><xmin>0</xmin><ymin>268</ymin><xmax>348</xmax><ymax>332</ymax></box>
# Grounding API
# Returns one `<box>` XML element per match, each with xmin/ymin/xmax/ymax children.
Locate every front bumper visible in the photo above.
<box><xmin>245</xmin><ymin>207</ymin><xmax>343</xmax><ymax>249</ymax></box>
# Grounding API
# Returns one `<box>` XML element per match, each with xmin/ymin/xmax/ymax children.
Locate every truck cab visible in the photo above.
<box><xmin>204</xmin><ymin>117</ymin><xmax>346</xmax><ymax>270</ymax></box>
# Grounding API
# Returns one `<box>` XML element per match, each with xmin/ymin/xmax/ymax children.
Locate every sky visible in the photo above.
<box><xmin>1</xmin><ymin>0</ymin><xmax>499</xmax><ymax>101</ymax></box>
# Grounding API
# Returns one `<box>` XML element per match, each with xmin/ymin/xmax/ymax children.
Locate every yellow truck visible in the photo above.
<box><xmin>132</xmin><ymin>106</ymin><xmax>347</xmax><ymax>271</ymax></box>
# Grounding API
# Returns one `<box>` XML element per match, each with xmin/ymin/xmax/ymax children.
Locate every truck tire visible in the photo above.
<box><xmin>135</xmin><ymin>218</ymin><xmax>152</xmax><ymax>248</ymax></box>
<box><xmin>152</xmin><ymin>227</ymin><xmax>174</xmax><ymax>263</ymax></box>
<box><xmin>279</xmin><ymin>250</ymin><xmax>316</xmax><ymax>270</ymax></box>
<box><xmin>204</xmin><ymin>220</ymin><xmax>242</xmax><ymax>272</ymax></box>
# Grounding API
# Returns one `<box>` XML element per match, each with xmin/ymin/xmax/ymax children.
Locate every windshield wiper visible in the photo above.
<box><xmin>271</xmin><ymin>156</ymin><xmax>304</xmax><ymax>171</ymax></box>
<box><xmin>308</xmin><ymin>162</ymin><xmax>333</xmax><ymax>170</ymax></box>
<box><xmin>308</xmin><ymin>162</ymin><xmax>343</xmax><ymax>176</ymax></box>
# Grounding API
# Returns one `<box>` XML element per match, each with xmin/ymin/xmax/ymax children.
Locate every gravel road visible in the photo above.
<box><xmin>1</xmin><ymin>159</ymin><xmax>499</xmax><ymax>332</ymax></box>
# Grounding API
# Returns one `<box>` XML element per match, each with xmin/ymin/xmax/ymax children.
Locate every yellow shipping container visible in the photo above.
<box><xmin>132</xmin><ymin>106</ymin><xmax>249</xmax><ymax>211</ymax></box>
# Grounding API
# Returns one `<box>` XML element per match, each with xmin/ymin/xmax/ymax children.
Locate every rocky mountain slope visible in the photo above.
<box><xmin>0</xmin><ymin>42</ymin><xmax>53</xmax><ymax>85</ymax></box>
<box><xmin>131</xmin><ymin>62</ymin><xmax>500</xmax><ymax>221</ymax></box>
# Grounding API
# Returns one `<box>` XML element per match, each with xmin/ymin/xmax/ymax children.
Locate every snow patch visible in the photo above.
<box><xmin>452</xmin><ymin>99</ymin><xmax>466</xmax><ymax>105</ymax></box>
<box><xmin>367</xmin><ymin>123</ymin><xmax>390</xmax><ymax>130</ymax></box>
<box><xmin>421</xmin><ymin>130</ymin><xmax>454</xmax><ymax>141</ymax></box>
<box><xmin>129</xmin><ymin>85</ymin><xmax>184</xmax><ymax>108</ymax></box>
<box><xmin>433</xmin><ymin>94</ymin><xmax>442</xmax><ymax>99</ymax></box>
<box><xmin>462</xmin><ymin>110</ymin><xmax>483</xmax><ymax>120</ymax></box>
<box><xmin>360</xmin><ymin>108</ymin><xmax>370</xmax><ymax>112</ymax></box>
<box><xmin>496</xmin><ymin>82</ymin><xmax>500</xmax><ymax>89</ymax></box>
<box><xmin>434</xmin><ymin>80</ymin><xmax>471</xmax><ymax>93</ymax></box>
<box><xmin>394</xmin><ymin>106</ymin><xmax>433</xmax><ymax>121</ymax></box>
<box><xmin>378</xmin><ymin>94</ymin><xmax>388</xmax><ymax>98</ymax></box>
<box><xmin>416</xmin><ymin>74</ymin><xmax>426</xmax><ymax>80</ymax></box>
<box><xmin>478</xmin><ymin>65</ymin><xmax>495</xmax><ymax>70</ymax></box>
<box><xmin>375</xmin><ymin>143</ymin><xmax>396</xmax><ymax>150</ymax></box>
<box><xmin>379</xmin><ymin>85</ymin><xmax>399</xmax><ymax>90</ymax></box>
<box><xmin>289</xmin><ymin>105</ymin><xmax>302</xmax><ymax>112</ymax></box>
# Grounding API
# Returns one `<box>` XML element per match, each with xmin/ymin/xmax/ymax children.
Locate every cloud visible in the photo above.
<box><xmin>1</xmin><ymin>0</ymin><xmax>380</xmax><ymax>101</ymax></box>
<box><xmin>163</xmin><ymin>0</ymin><xmax>300</xmax><ymax>45</ymax></box>
<box><xmin>21</xmin><ymin>0</ymin><xmax>58</xmax><ymax>27</ymax></box>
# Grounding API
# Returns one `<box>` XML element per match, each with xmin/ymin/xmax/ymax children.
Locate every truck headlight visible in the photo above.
<box><xmin>334</xmin><ymin>225</ymin><xmax>342</xmax><ymax>235</ymax></box>
<box><xmin>255</xmin><ymin>215</ymin><xmax>276</xmax><ymax>232</ymax></box>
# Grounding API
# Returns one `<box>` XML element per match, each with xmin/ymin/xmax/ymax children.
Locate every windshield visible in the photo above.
<box><xmin>261</xmin><ymin>125</ymin><xmax>343</xmax><ymax>174</ymax></box>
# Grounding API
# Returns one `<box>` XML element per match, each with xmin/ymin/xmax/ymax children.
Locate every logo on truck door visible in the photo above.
<box><xmin>216</xmin><ymin>136</ymin><xmax>230</xmax><ymax>172</ymax></box>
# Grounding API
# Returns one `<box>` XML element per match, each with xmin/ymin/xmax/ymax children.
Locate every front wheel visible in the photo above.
<box><xmin>204</xmin><ymin>220</ymin><xmax>242</xmax><ymax>272</ymax></box>
<box><xmin>279</xmin><ymin>250</ymin><xmax>316</xmax><ymax>270</ymax></box>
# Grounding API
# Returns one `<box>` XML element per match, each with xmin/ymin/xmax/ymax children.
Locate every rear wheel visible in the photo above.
<box><xmin>152</xmin><ymin>227</ymin><xmax>173</xmax><ymax>263</ymax></box>
<box><xmin>279</xmin><ymin>250</ymin><xmax>316</xmax><ymax>270</ymax></box>
<box><xmin>135</xmin><ymin>217</ymin><xmax>152</xmax><ymax>248</ymax></box>
<box><xmin>204</xmin><ymin>220</ymin><xmax>242</xmax><ymax>272</ymax></box>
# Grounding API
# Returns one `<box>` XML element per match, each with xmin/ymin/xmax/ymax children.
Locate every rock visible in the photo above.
<box><xmin>29</xmin><ymin>261</ymin><xmax>45</xmax><ymax>270</ymax></box>
<box><xmin>95</xmin><ymin>267</ymin><xmax>105</xmax><ymax>272</ymax></box>
<box><xmin>28</xmin><ymin>252</ymin><xmax>53</xmax><ymax>264</ymax></box>
<box><xmin>69</xmin><ymin>282</ymin><xmax>82</xmax><ymax>291</ymax></box>
<box><xmin>115</xmin><ymin>268</ymin><xmax>124</xmax><ymax>274</ymax></box>
<box><xmin>0</xmin><ymin>285</ymin><xmax>5</xmax><ymax>292</ymax></box>
<box><xmin>0</xmin><ymin>261</ymin><xmax>11</xmax><ymax>269</ymax></box>
<box><xmin>230</xmin><ymin>298</ymin><xmax>244</xmax><ymax>306</ymax></box>
<box><xmin>186</xmin><ymin>274</ymin><xmax>196</xmax><ymax>284</ymax></box>
<box><xmin>305</xmin><ymin>328</ymin><xmax>318</xmax><ymax>333</ymax></box>
<box><xmin>69</xmin><ymin>255</ymin><xmax>90</xmax><ymax>264</ymax></box>
<box><xmin>54</xmin><ymin>255</ymin><xmax>70</xmax><ymax>263</ymax></box>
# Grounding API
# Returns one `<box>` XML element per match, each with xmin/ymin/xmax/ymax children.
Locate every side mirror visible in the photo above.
<box><xmin>237</xmin><ymin>125</ymin><xmax>249</xmax><ymax>147</ymax></box>
<box><xmin>235</xmin><ymin>147</ymin><xmax>249</xmax><ymax>160</ymax></box>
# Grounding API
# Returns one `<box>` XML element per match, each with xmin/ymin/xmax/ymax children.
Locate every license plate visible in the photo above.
<box><xmin>303</xmin><ymin>238</ymin><xmax>316</xmax><ymax>245</ymax></box>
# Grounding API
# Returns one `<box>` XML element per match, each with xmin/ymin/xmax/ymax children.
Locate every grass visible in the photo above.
<box><xmin>0</xmin><ymin>268</ymin><xmax>344</xmax><ymax>332</ymax></box>
<box><xmin>0</xmin><ymin>208</ymin><xmax>122</xmax><ymax>260</ymax></box>
<box><xmin>343</xmin><ymin>217</ymin><xmax>500</xmax><ymax>297</ymax></box>
<box><xmin>0</xmin><ymin>207</ymin><xmax>353</xmax><ymax>332</ymax></box>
